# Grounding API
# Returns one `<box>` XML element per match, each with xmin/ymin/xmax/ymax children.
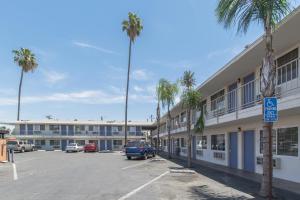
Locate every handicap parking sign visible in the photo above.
<box><xmin>264</xmin><ymin>97</ymin><xmax>278</xmax><ymax>122</ymax></box>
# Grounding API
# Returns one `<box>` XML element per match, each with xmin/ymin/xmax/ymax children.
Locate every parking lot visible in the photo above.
<box><xmin>0</xmin><ymin>151</ymin><xmax>262</xmax><ymax>200</ymax></box>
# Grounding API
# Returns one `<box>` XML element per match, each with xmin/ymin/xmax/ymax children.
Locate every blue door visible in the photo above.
<box><xmin>100</xmin><ymin>140</ymin><xmax>106</xmax><ymax>151</ymax></box>
<box><xmin>192</xmin><ymin>136</ymin><xmax>196</xmax><ymax>159</ymax></box>
<box><xmin>229</xmin><ymin>132</ymin><xmax>238</xmax><ymax>169</ymax></box>
<box><xmin>244</xmin><ymin>130</ymin><xmax>255</xmax><ymax>172</ymax></box>
<box><xmin>106</xmin><ymin>140</ymin><xmax>112</xmax><ymax>150</ymax></box>
<box><xmin>61</xmin><ymin>140</ymin><xmax>67</xmax><ymax>150</ymax></box>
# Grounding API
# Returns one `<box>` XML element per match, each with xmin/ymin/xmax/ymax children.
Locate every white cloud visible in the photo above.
<box><xmin>0</xmin><ymin>88</ymin><xmax>16</xmax><ymax>96</ymax></box>
<box><xmin>133</xmin><ymin>85</ymin><xmax>144</xmax><ymax>92</ymax></box>
<box><xmin>0</xmin><ymin>89</ymin><xmax>155</xmax><ymax>106</ymax></box>
<box><xmin>132</xmin><ymin>69</ymin><xmax>152</xmax><ymax>81</ymax></box>
<box><xmin>73</xmin><ymin>41</ymin><xmax>119</xmax><ymax>55</ymax></box>
<box><xmin>42</xmin><ymin>70</ymin><xmax>67</xmax><ymax>84</ymax></box>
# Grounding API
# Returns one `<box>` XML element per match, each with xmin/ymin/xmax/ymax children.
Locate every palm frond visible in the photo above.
<box><xmin>13</xmin><ymin>48</ymin><xmax>38</xmax><ymax>72</ymax></box>
<box><xmin>122</xmin><ymin>12</ymin><xmax>143</xmax><ymax>42</ymax></box>
<box><xmin>216</xmin><ymin>0</ymin><xmax>291</xmax><ymax>34</ymax></box>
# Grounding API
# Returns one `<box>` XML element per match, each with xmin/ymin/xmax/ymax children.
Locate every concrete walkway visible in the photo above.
<box><xmin>159</xmin><ymin>152</ymin><xmax>300</xmax><ymax>199</ymax></box>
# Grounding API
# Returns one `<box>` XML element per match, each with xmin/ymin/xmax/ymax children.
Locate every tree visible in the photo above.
<box><xmin>180</xmin><ymin>70</ymin><xmax>203</xmax><ymax>168</ymax></box>
<box><xmin>159</xmin><ymin>79</ymin><xmax>179</xmax><ymax>159</ymax></box>
<box><xmin>216</xmin><ymin>0</ymin><xmax>291</xmax><ymax>198</ymax></box>
<box><xmin>122</xmin><ymin>12</ymin><xmax>143</xmax><ymax>145</ymax></box>
<box><xmin>13</xmin><ymin>48</ymin><xmax>38</xmax><ymax>121</ymax></box>
<box><xmin>155</xmin><ymin>79</ymin><xmax>165</xmax><ymax>152</ymax></box>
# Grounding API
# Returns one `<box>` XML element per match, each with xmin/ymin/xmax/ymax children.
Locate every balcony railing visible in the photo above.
<box><xmin>206</xmin><ymin>58</ymin><xmax>300</xmax><ymax>120</ymax></box>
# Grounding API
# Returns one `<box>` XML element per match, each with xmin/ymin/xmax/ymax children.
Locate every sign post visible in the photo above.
<box><xmin>264</xmin><ymin>97</ymin><xmax>278</xmax><ymax>122</ymax></box>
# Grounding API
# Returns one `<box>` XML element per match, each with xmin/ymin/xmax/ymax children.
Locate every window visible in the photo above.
<box><xmin>163</xmin><ymin>139</ymin><xmax>167</xmax><ymax>146</ymax></box>
<box><xmin>40</xmin><ymin>125</ymin><xmax>45</xmax><ymax>131</ymax></box>
<box><xmin>49</xmin><ymin>125</ymin><xmax>59</xmax><ymax>131</ymax></box>
<box><xmin>180</xmin><ymin>138</ymin><xmax>186</xmax><ymax>147</ymax></box>
<box><xmin>118</xmin><ymin>126</ymin><xmax>123</xmax><ymax>132</ymax></box>
<box><xmin>180</xmin><ymin>112</ymin><xmax>186</xmax><ymax>123</ymax></box>
<box><xmin>259</xmin><ymin>130</ymin><xmax>276</xmax><ymax>154</ymax></box>
<box><xmin>50</xmin><ymin>140</ymin><xmax>60</xmax><ymax>146</ymax></box>
<box><xmin>211</xmin><ymin>90</ymin><xmax>225</xmax><ymax>111</ymax></box>
<box><xmin>76</xmin><ymin>140</ymin><xmax>85</xmax><ymax>146</ymax></box>
<box><xmin>277</xmin><ymin>127</ymin><xmax>298</xmax><ymax>156</ymax></box>
<box><xmin>113</xmin><ymin>140</ymin><xmax>122</xmax><ymax>146</ymax></box>
<box><xmin>33</xmin><ymin>125</ymin><xmax>40</xmax><ymax>131</ymax></box>
<box><xmin>35</xmin><ymin>140</ymin><xmax>45</xmax><ymax>146</ymax></box>
<box><xmin>88</xmin><ymin>125</ymin><xmax>93</xmax><ymax>131</ymax></box>
<box><xmin>80</xmin><ymin>125</ymin><xmax>85</xmax><ymax>131</ymax></box>
<box><xmin>211</xmin><ymin>134</ymin><xmax>225</xmax><ymax>151</ymax></box>
<box><xmin>277</xmin><ymin>48</ymin><xmax>298</xmax><ymax>85</ymax></box>
<box><xmin>197</xmin><ymin>136</ymin><xmax>207</xmax><ymax>149</ymax></box>
<box><xmin>129</xmin><ymin>126</ymin><xmax>136</xmax><ymax>132</ymax></box>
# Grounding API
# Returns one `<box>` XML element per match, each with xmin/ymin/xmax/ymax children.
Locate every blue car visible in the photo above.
<box><xmin>125</xmin><ymin>141</ymin><xmax>156</xmax><ymax>160</ymax></box>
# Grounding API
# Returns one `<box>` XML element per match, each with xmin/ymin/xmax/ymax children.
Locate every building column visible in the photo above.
<box><xmin>237</xmin><ymin>130</ymin><xmax>243</xmax><ymax>170</ymax></box>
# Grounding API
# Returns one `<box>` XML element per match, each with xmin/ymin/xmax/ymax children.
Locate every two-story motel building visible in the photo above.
<box><xmin>154</xmin><ymin>7</ymin><xmax>300</xmax><ymax>183</ymax></box>
<box><xmin>7</xmin><ymin>120</ymin><xmax>153</xmax><ymax>151</ymax></box>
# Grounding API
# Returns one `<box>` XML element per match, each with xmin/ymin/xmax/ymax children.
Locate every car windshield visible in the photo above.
<box><xmin>7</xmin><ymin>141</ymin><xmax>17</xmax><ymax>145</ymax></box>
<box><xmin>68</xmin><ymin>143</ymin><xmax>77</xmax><ymax>146</ymax></box>
<box><xmin>126</xmin><ymin>141</ymin><xmax>140</xmax><ymax>147</ymax></box>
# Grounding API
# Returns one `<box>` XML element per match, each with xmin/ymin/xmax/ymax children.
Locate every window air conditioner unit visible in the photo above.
<box><xmin>275</xmin><ymin>86</ymin><xmax>282</xmax><ymax>98</ymax></box>
<box><xmin>256</xmin><ymin>156</ymin><xmax>281</xmax><ymax>169</ymax></box>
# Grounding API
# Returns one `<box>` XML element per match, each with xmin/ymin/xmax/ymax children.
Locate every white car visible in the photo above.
<box><xmin>66</xmin><ymin>143</ymin><xmax>83</xmax><ymax>153</ymax></box>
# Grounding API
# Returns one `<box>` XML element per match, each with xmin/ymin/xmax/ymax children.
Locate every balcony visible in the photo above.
<box><xmin>205</xmin><ymin>57</ymin><xmax>300</xmax><ymax>126</ymax></box>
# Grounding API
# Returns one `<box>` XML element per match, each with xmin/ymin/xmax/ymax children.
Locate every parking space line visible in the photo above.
<box><xmin>12</xmin><ymin>163</ymin><xmax>18</xmax><ymax>180</ymax></box>
<box><xmin>121</xmin><ymin>160</ymin><xmax>151</xmax><ymax>170</ymax></box>
<box><xmin>118</xmin><ymin>171</ymin><xmax>169</xmax><ymax>200</ymax></box>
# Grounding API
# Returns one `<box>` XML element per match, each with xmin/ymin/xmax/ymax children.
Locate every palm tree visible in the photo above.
<box><xmin>13</xmin><ymin>48</ymin><xmax>38</xmax><ymax>121</ymax></box>
<box><xmin>216</xmin><ymin>0</ymin><xmax>291</xmax><ymax>198</ymax></box>
<box><xmin>180</xmin><ymin>70</ymin><xmax>203</xmax><ymax>168</ymax></box>
<box><xmin>159</xmin><ymin>79</ymin><xmax>179</xmax><ymax>159</ymax></box>
<box><xmin>155</xmin><ymin>79</ymin><xmax>164</xmax><ymax>152</ymax></box>
<box><xmin>122</xmin><ymin>12</ymin><xmax>143</xmax><ymax>145</ymax></box>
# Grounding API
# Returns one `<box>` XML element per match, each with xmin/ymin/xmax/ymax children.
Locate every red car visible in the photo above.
<box><xmin>84</xmin><ymin>143</ymin><xmax>97</xmax><ymax>152</ymax></box>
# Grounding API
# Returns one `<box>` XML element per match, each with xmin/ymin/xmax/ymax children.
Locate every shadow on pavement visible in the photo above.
<box><xmin>159</xmin><ymin>153</ymin><xmax>298</xmax><ymax>200</ymax></box>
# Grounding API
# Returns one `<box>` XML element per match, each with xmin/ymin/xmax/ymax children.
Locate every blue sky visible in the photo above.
<box><xmin>0</xmin><ymin>0</ymin><xmax>299</xmax><ymax>122</ymax></box>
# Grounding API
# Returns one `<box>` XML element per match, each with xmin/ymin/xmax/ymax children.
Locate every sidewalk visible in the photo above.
<box><xmin>159</xmin><ymin>152</ymin><xmax>300</xmax><ymax>199</ymax></box>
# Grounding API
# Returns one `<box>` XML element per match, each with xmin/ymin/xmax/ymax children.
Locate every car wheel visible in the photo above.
<box><xmin>143</xmin><ymin>154</ymin><xmax>147</xmax><ymax>160</ymax></box>
<box><xmin>152</xmin><ymin>153</ymin><xmax>155</xmax><ymax>157</ymax></box>
<box><xmin>127</xmin><ymin>156</ymin><xmax>131</xmax><ymax>160</ymax></box>
<box><xmin>21</xmin><ymin>148</ymin><xmax>25</xmax><ymax>153</ymax></box>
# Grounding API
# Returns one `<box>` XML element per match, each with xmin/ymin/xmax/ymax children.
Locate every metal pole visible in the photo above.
<box><xmin>268</xmin><ymin>122</ymin><xmax>273</xmax><ymax>200</ymax></box>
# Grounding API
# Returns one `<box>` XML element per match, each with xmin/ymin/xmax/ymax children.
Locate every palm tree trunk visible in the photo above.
<box><xmin>260</xmin><ymin>13</ymin><xmax>275</xmax><ymax>199</ymax></box>
<box><xmin>124</xmin><ymin>39</ymin><xmax>132</xmax><ymax>146</ymax></box>
<box><xmin>17</xmin><ymin>68</ymin><xmax>24</xmax><ymax>121</ymax></box>
<box><xmin>167</xmin><ymin>105</ymin><xmax>171</xmax><ymax>159</ymax></box>
<box><xmin>156</xmin><ymin>102</ymin><xmax>160</xmax><ymax>152</ymax></box>
<box><xmin>187</xmin><ymin>108</ymin><xmax>192</xmax><ymax>168</ymax></box>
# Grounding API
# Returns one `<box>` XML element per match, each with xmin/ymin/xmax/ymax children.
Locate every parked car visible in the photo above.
<box><xmin>84</xmin><ymin>143</ymin><xmax>97</xmax><ymax>152</ymax></box>
<box><xmin>65</xmin><ymin>143</ymin><xmax>83</xmax><ymax>153</ymax></box>
<box><xmin>125</xmin><ymin>141</ymin><xmax>156</xmax><ymax>160</ymax></box>
<box><xmin>7</xmin><ymin>140</ymin><xmax>35</xmax><ymax>153</ymax></box>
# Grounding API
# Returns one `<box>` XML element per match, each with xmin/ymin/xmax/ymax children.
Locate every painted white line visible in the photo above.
<box><xmin>118</xmin><ymin>171</ymin><xmax>169</xmax><ymax>200</ymax></box>
<box><xmin>122</xmin><ymin>160</ymin><xmax>151</xmax><ymax>170</ymax></box>
<box><xmin>12</xmin><ymin>163</ymin><xmax>18</xmax><ymax>180</ymax></box>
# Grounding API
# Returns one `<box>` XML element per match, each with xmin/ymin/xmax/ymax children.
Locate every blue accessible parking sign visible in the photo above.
<box><xmin>264</xmin><ymin>97</ymin><xmax>278</xmax><ymax>122</ymax></box>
